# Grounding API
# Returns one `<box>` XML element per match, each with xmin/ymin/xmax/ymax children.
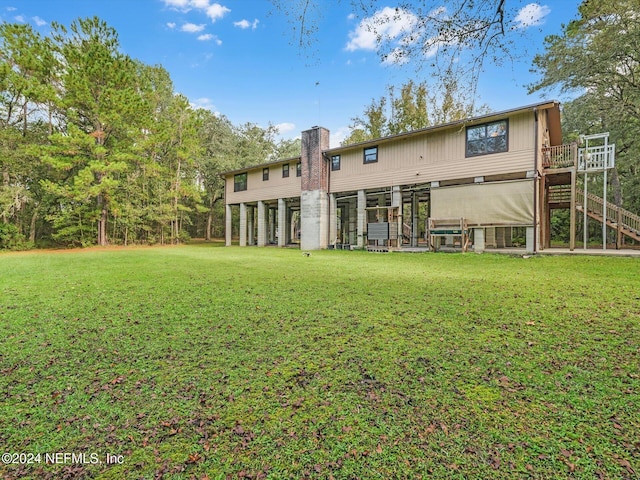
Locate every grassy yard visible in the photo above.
<box><xmin>0</xmin><ymin>244</ymin><xmax>638</xmax><ymax>479</ymax></box>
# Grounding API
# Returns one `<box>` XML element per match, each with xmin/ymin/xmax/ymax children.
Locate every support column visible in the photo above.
<box><xmin>357</xmin><ymin>190</ymin><xmax>366</xmax><ymax>249</ymax></box>
<box><xmin>348</xmin><ymin>199</ymin><xmax>357</xmax><ymax>245</ymax></box>
<box><xmin>225</xmin><ymin>204</ymin><xmax>232</xmax><ymax>246</ymax></box>
<box><xmin>247</xmin><ymin>206</ymin><xmax>255</xmax><ymax>246</ymax></box>
<box><xmin>329</xmin><ymin>194</ymin><xmax>337</xmax><ymax>247</ymax></box>
<box><xmin>257</xmin><ymin>200</ymin><xmax>266</xmax><ymax>247</ymax></box>
<box><xmin>278</xmin><ymin>199</ymin><xmax>286</xmax><ymax>247</ymax></box>
<box><xmin>391</xmin><ymin>186</ymin><xmax>402</xmax><ymax>247</ymax></box>
<box><xmin>268</xmin><ymin>208</ymin><xmax>276</xmax><ymax>244</ymax></box>
<box><xmin>570</xmin><ymin>168</ymin><xmax>576</xmax><ymax>251</ymax></box>
<box><xmin>411</xmin><ymin>192</ymin><xmax>419</xmax><ymax>247</ymax></box>
<box><xmin>526</xmin><ymin>226</ymin><xmax>535</xmax><ymax>254</ymax></box>
<box><xmin>473</xmin><ymin>228</ymin><xmax>485</xmax><ymax>253</ymax></box>
<box><xmin>239</xmin><ymin>203</ymin><xmax>247</xmax><ymax>247</ymax></box>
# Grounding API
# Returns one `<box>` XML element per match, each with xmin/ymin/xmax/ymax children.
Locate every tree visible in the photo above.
<box><xmin>270</xmin><ymin>0</ymin><xmax>533</xmax><ymax>88</ymax></box>
<box><xmin>0</xmin><ymin>23</ymin><xmax>56</xmax><ymax>245</ymax></box>
<box><xmin>44</xmin><ymin>17</ymin><xmax>147</xmax><ymax>246</ymax></box>
<box><xmin>343</xmin><ymin>79</ymin><xmax>488</xmax><ymax>144</ymax></box>
<box><xmin>529</xmin><ymin>0</ymin><xmax>640</xmax><ymax>213</ymax></box>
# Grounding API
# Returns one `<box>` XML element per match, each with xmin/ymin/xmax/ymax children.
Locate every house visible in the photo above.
<box><xmin>222</xmin><ymin>101</ymin><xmax>638</xmax><ymax>253</ymax></box>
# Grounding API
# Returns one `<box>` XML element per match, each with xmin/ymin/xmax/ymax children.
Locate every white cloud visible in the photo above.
<box><xmin>190</xmin><ymin>0</ymin><xmax>210</xmax><ymax>8</ymax></box>
<box><xmin>275</xmin><ymin>122</ymin><xmax>296</xmax><ymax>134</ymax></box>
<box><xmin>163</xmin><ymin>0</ymin><xmax>230</xmax><ymax>22</ymax></box>
<box><xmin>14</xmin><ymin>15</ymin><xmax>25</xmax><ymax>22</ymax></box>
<box><xmin>198</xmin><ymin>33</ymin><xmax>222</xmax><ymax>44</ymax></box>
<box><xmin>330</xmin><ymin>127</ymin><xmax>351</xmax><ymax>148</ymax></box>
<box><xmin>346</xmin><ymin>7</ymin><xmax>417</xmax><ymax>52</ymax></box>
<box><xmin>181</xmin><ymin>22</ymin><xmax>205</xmax><ymax>33</ymax></box>
<box><xmin>32</xmin><ymin>16</ymin><xmax>46</xmax><ymax>26</ymax></box>
<box><xmin>167</xmin><ymin>22</ymin><xmax>176</xmax><ymax>29</ymax></box>
<box><xmin>190</xmin><ymin>97</ymin><xmax>220</xmax><ymax>115</ymax></box>
<box><xmin>206</xmin><ymin>3</ymin><xmax>230</xmax><ymax>22</ymax></box>
<box><xmin>234</xmin><ymin>18</ymin><xmax>259</xmax><ymax>30</ymax></box>
<box><xmin>514</xmin><ymin>3</ymin><xmax>551</xmax><ymax>29</ymax></box>
<box><xmin>163</xmin><ymin>0</ymin><xmax>190</xmax><ymax>8</ymax></box>
<box><xmin>6</xmin><ymin>7</ymin><xmax>17</xmax><ymax>11</ymax></box>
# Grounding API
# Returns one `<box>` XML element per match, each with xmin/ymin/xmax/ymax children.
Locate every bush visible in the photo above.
<box><xmin>0</xmin><ymin>223</ymin><xmax>33</xmax><ymax>250</ymax></box>
<box><xmin>178</xmin><ymin>229</ymin><xmax>191</xmax><ymax>244</ymax></box>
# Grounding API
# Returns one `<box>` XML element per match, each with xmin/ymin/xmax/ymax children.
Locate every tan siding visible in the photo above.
<box><xmin>330</xmin><ymin>112</ymin><xmax>536</xmax><ymax>193</ymax></box>
<box><xmin>225</xmin><ymin>162</ymin><xmax>302</xmax><ymax>204</ymax></box>
<box><xmin>536</xmin><ymin>110</ymin><xmax>550</xmax><ymax>170</ymax></box>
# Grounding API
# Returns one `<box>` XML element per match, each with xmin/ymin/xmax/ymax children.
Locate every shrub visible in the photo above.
<box><xmin>0</xmin><ymin>223</ymin><xmax>33</xmax><ymax>250</ymax></box>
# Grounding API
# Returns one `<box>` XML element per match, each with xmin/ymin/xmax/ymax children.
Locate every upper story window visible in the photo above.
<box><xmin>282</xmin><ymin>164</ymin><xmax>290</xmax><ymax>178</ymax></box>
<box><xmin>364</xmin><ymin>146</ymin><xmax>378</xmax><ymax>164</ymax></box>
<box><xmin>296</xmin><ymin>162</ymin><xmax>302</xmax><ymax>177</ymax></box>
<box><xmin>234</xmin><ymin>173</ymin><xmax>247</xmax><ymax>192</ymax></box>
<box><xmin>262</xmin><ymin>167</ymin><xmax>269</xmax><ymax>181</ymax></box>
<box><xmin>466</xmin><ymin>119</ymin><xmax>508</xmax><ymax>157</ymax></box>
<box><xmin>331</xmin><ymin>155</ymin><xmax>341</xmax><ymax>171</ymax></box>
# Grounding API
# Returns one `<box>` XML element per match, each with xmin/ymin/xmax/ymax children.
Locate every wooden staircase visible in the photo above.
<box><xmin>550</xmin><ymin>186</ymin><xmax>640</xmax><ymax>243</ymax></box>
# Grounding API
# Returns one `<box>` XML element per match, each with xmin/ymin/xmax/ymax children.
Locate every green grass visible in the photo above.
<box><xmin>1</xmin><ymin>244</ymin><xmax>638</xmax><ymax>479</ymax></box>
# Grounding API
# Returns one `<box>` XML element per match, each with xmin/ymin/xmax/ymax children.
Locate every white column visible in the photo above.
<box><xmin>257</xmin><ymin>200</ymin><xmax>266</xmax><ymax>247</ymax></box>
<box><xmin>278</xmin><ymin>199</ymin><xmax>286</xmax><ymax>247</ymax></box>
<box><xmin>474</xmin><ymin>228</ymin><xmax>485</xmax><ymax>253</ymax></box>
<box><xmin>239</xmin><ymin>203</ymin><xmax>247</xmax><ymax>247</ymax></box>
<box><xmin>225</xmin><ymin>204</ymin><xmax>232</xmax><ymax>246</ymax></box>
<box><xmin>357</xmin><ymin>190</ymin><xmax>366</xmax><ymax>249</ymax></box>
<box><xmin>391</xmin><ymin>186</ymin><xmax>402</xmax><ymax>247</ymax></box>
<box><xmin>329</xmin><ymin>193</ymin><xmax>337</xmax><ymax>247</ymax></box>
<box><xmin>247</xmin><ymin>206</ymin><xmax>255</xmax><ymax>246</ymax></box>
<box><xmin>411</xmin><ymin>192</ymin><xmax>419</xmax><ymax>247</ymax></box>
<box><xmin>526</xmin><ymin>226</ymin><xmax>535</xmax><ymax>254</ymax></box>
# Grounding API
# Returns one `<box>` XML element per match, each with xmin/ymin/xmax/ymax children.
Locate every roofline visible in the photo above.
<box><xmin>220</xmin><ymin>100</ymin><xmax>560</xmax><ymax>177</ymax></box>
<box><xmin>219</xmin><ymin>155</ymin><xmax>302</xmax><ymax>178</ymax></box>
<box><xmin>324</xmin><ymin>100</ymin><xmax>560</xmax><ymax>155</ymax></box>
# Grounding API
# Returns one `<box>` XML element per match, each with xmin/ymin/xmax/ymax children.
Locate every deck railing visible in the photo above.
<box><xmin>541</xmin><ymin>143</ymin><xmax>578</xmax><ymax>169</ymax></box>
<box><xmin>578</xmin><ymin>144</ymin><xmax>616</xmax><ymax>171</ymax></box>
<box><xmin>576</xmin><ymin>189</ymin><xmax>640</xmax><ymax>234</ymax></box>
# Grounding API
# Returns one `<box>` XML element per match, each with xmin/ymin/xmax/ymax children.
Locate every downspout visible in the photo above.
<box><xmin>324</xmin><ymin>152</ymin><xmax>332</xmax><ymax>248</ymax></box>
<box><xmin>533</xmin><ymin>108</ymin><xmax>539</xmax><ymax>254</ymax></box>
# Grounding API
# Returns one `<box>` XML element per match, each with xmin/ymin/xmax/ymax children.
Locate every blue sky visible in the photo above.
<box><xmin>1</xmin><ymin>1</ymin><xmax>581</xmax><ymax>146</ymax></box>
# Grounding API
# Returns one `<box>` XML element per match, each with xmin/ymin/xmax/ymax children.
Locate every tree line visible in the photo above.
<box><xmin>0</xmin><ymin>17</ymin><xmax>299</xmax><ymax>249</ymax></box>
<box><xmin>3</xmin><ymin>1</ymin><xmax>640</xmax><ymax>249</ymax></box>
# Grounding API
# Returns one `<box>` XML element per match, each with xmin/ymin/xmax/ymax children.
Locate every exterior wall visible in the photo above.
<box><xmin>536</xmin><ymin>108</ymin><xmax>550</xmax><ymax>171</ymax></box>
<box><xmin>222</xmin><ymin>102</ymin><xmax>562</xmax><ymax>250</ymax></box>
<box><xmin>225</xmin><ymin>158</ymin><xmax>301</xmax><ymax>205</ymax></box>
<box><xmin>329</xmin><ymin>111</ymin><xmax>536</xmax><ymax>193</ymax></box>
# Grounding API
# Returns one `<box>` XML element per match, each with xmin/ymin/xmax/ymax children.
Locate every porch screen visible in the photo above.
<box><xmin>430</xmin><ymin>179</ymin><xmax>534</xmax><ymax>226</ymax></box>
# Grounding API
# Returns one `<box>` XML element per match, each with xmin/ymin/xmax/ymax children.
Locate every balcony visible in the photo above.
<box><xmin>541</xmin><ymin>143</ymin><xmax>578</xmax><ymax>169</ymax></box>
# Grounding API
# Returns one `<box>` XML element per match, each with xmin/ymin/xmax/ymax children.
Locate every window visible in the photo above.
<box><xmin>234</xmin><ymin>173</ymin><xmax>247</xmax><ymax>192</ymax></box>
<box><xmin>282</xmin><ymin>164</ymin><xmax>290</xmax><ymax>178</ymax></box>
<box><xmin>466</xmin><ymin>119</ymin><xmax>508</xmax><ymax>157</ymax></box>
<box><xmin>331</xmin><ymin>155</ymin><xmax>341</xmax><ymax>171</ymax></box>
<box><xmin>296</xmin><ymin>162</ymin><xmax>302</xmax><ymax>177</ymax></box>
<box><xmin>263</xmin><ymin>167</ymin><xmax>269</xmax><ymax>181</ymax></box>
<box><xmin>364</xmin><ymin>146</ymin><xmax>378</xmax><ymax>164</ymax></box>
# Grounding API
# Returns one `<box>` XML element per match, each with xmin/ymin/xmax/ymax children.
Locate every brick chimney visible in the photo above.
<box><xmin>300</xmin><ymin>126</ymin><xmax>330</xmax><ymax>250</ymax></box>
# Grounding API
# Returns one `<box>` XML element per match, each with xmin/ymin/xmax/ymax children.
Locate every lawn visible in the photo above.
<box><xmin>0</xmin><ymin>244</ymin><xmax>638</xmax><ymax>479</ymax></box>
